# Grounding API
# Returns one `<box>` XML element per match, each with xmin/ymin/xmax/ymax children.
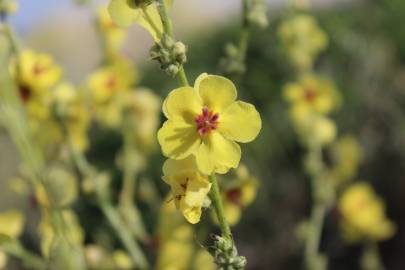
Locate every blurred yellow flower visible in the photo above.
<box><xmin>10</xmin><ymin>50</ymin><xmax>62</xmax><ymax>127</ymax></box>
<box><xmin>278</xmin><ymin>14</ymin><xmax>328</xmax><ymax>70</ymax></box>
<box><xmin>87</xmin><ymin>60</ymin><xmax>136</xmax><ymax>127</ymax></box>
<box><xmin>0</xmin><ymin>209</ymin><xmax>24</xmax><ymax>239</ymax></box>
<box><xmin>339</xmin><ymin>182</ymin><xmax>396</xmax><ymax>243</ymax></box>
<box><xmin>12</xmin><ymin>49</ymin><xmax>62</xmax><ymax>101</ymax></box>
<box><xmin>294</xmin><ymin>113</ymin><xmax>337</xmax><ymax>147</ymax></box>
<box><xmin>156</xmin><ymin>198</ymin><xmax>216</xmax><ymax>270</ymax></box>
<box><xmin>108</xmin><ymin>0</ymin><xmax>172</xmax><ymax>41</ymax></box>
<box><xmin>220</xmin><ymin>165</ymin><xmax>258</xmax><ymax>226</ymax></box>
<box><xmin>52</xmin><ymin>83</ymin><xmax>90</xmax><ymax>152</ymax></box>
<box><xmin>124</xmin><ymin>88</ymin><xmax>161</xmax><ymax>153</ymax></box>
<box><xmin>98</xmin><ymin>6</ymin><xmax>126</xmax><ymax>57</ymax></box>
<box><xmin>328</xmin><ymin>135</ymin><xmax>363</xmax><ymax>186</ymax></box>
<box><xmin>87</xmin><ymin>61</ymin><xmax>135</xmax><ymax>104</ymax></box>
<box><xmin>284</xmin><ymin>74</ymin><xmax>340</xmax><ymax>117</ymax></box>
<box><xmin>162</xmin><ymin>156</ymin><xmax>211</xmax><ymax>224</ymax></box>
<box><xmin>158</xmin><ymin>73</ymin><xmax>262</xmax><ymax>174</ymax></box>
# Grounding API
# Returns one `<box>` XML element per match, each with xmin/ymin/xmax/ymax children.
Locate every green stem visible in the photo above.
<box><xmin>156</xmin><ymin>0</ymin><xmax>189</xmax><ymax>86</ymax></box>
<box><xmin>101</xmin><ymin>202</ymin><xmax>149</xmax><ymax>270</ymax></box>
<box><xmin>3</xmin><ymin>242</ymin><xmax>47</xmax><ymax>270</ymax></box>
<box><xmin>361</xmin><ymin>242</ymin><xmax>385</xmax><ymax>270</ymax></box>
<box><xmin>119</xmin><ymin>120</ymin><xmax>148</xmax><ymax>241</ymax></box>
<box><xmin>239</xmin><ymin>0</ymin><xmax>250</xmax><ymax>62</ymax></box>
<box><xmin>209</xmin><ymin>174</ymin><xmax>232</xmax><ymax>240</ymax></box>
<box><xmin>2</xmin><ymin>22</ymin><xmax>20</xmax><ymax>56</ymax></box>
<box><xmin>62</xmin><ymin>125</ymin><xmax>149</xmax><ymax>269</ymax></box>
<box><xmin>141</xmin><ymin>6</ymin><xmax>163</xmax><ymax>38</ymax></box>
<box><xmin>304</xmin><ymin>145</ymin><xmax>328</xmax><ymax>270</ymax></box>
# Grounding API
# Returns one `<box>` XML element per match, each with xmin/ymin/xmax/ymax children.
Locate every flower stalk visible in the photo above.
<box><xmin>209</xmin><ymin>174</ymin><xmax>232</xmax><ymax>240</ymax></box>
<box><xmin>156</xmin><ymin>0</ymin><xmax>189</xmax><ymax>86</ymax></box>
<box><xmin>60</xmin><ymin>120</ymin><xmax>150</xmax><ymax>269</ymax></box>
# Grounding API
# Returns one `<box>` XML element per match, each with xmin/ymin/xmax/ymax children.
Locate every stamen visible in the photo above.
<box><xmin>195</xmin><ymin>106</ymin><xmax>219</xmax><ymax>136</ymax></box>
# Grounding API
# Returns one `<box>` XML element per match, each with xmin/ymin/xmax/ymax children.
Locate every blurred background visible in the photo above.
<box><xmin>1</xmin><ymin>0</ymin><xmax>405</xmax><ymax>269</ymax></box>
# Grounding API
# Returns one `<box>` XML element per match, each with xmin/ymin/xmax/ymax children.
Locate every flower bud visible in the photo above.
<box><xmin>208</xmin><ymin>235</ymin><xmax>247</xmax><ymax>270</ymax></box>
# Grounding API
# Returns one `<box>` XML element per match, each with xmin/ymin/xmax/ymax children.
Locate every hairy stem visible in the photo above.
<box><xmin>209</xmin><ymin>174</ymin><xmax>232</xmax><ymax>240</ymax></box>
<box><xmin>156</xmin><ymin>0</ymin><xmax>189</xmax><ymax>86</ymax></box>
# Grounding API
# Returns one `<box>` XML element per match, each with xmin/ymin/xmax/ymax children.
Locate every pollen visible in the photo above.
<box><xmin>195</xmin><ymin>107</ymin><xmax>219</xmax><ymax>136</ymax></box>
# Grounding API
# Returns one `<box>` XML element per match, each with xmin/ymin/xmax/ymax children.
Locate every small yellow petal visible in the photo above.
<box><xmin>163</xmin><ymin>87</ymin><xmax>202</xmax><ymax>124</ymax></box>
<box><xmin>219</xmin><ymin>101</ymin><xmax>261</xmax><ymax>143</ymax></box>
<box><xmin>162</xmin><ymin>156</ymin><xmax>199</xmax><ymax>176</ymax></box>
<box><xmin>158</xmin><ymin>120</ymin><xmax>201</xmax><ymax>160</ymax></box>
<box><xmin>195</xmin><ymin>132</ymin><xmax>241</xmax><ymax>174</ymax></box>
<box><xmin>108</xmin><ymin>0</ymin><xmax>142</xmax><ymax>27</ymax></box>
<box><xmin>197</xmin><ymin>75</ymin><xmax>237</xmax><ymax>113</ymax></box>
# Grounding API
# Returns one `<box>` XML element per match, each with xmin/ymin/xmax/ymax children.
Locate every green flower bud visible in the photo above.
<box><xmin>208</xmin><ymin>235</ymin><xmax>247</xmax><ymax>270</ymax></box>
<box><xmin>166</xmin><ymin>64</ymin><xmax>179</xmax><ymax>77</ymax></box>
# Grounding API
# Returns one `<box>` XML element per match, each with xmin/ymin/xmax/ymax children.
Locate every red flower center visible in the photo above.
<box><xmin>19</xmin><ymin>85</ymin><xmax>31</xmax><ymax>103</ymax></box>
<box><xmin>195</xmin><ymin>107</ymin><xmax>219</xmax><ymax>136</ymax></box>
<box><xmin>226</xmin><ymin>188</ymin><xmax>242</xmax><ymax>206</ymax></box>
<box><xmin>304</xmin><ymin>88</ymin><xmax>317</xmax><ymax>102</ymax></box>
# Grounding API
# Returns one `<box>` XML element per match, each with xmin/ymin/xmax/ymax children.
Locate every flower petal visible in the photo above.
<box><xmin>163</xmin><ymin>87</ymin><xmax>202</xmax><ymax>124</ymax></box>
<box><xmin>197</xmin><ymin>75</ymin><xmax>237</xmax><ymax>113</ymax></box>
<box><xmin>108</xmin><ymin>0</ymin><xmax>142</xmax><ymax>27</ymax></box>
<box><xmin>162</xmin><ymin>156</ymin><xmax>199</xmax><ymax>176</ymax></box>
<box><xmin>195</xmin><ymin>132</ymin><xmax>241</xmax><ymax>174</ymax></box>
<box><xmin>180</xmin><ymin>203</ymin><xmax>202</xmax><ymax>224</ymax></box>
<box><xmin>219</xmin><ymin>101</ymin><xmax>261</xmax><ymax>143</ymax></box>
<box><xmin>193</xmin><ymin>72</ymin><xmax>208</xmax><ymax>90</ymax></box>
<box><xmin>158</xmin><ymin>120</ymin><xmax>201</xmax><ymax>160</ymax></box>
<box><xmin>137</xmin><ymin>4</ymin><xmax>164</xmax><ymax>41</ymax></box>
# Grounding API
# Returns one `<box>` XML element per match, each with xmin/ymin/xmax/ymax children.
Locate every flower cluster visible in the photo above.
<box><xmin>156</xmin><ymin>201</ymin><xmax>215</xmax><ymax>270</ymax></box>
<box><xmin>218</xmin><ymin>165</ymin><xmax>258</xmax><ymax>226</ymax></box>
<box><xmin>278</xmin><ymin>14</ymin><xmax>328</xmax><ymax>71</ymax></box>
<box><xmin>108</xmin><ymin>0</ymin><xmax>172</xmax><ymax>41</ymax></box>
<box><xmin>338</xmin><ymin>182</ymin><xmax>396</xmax><ymax>243</ymax></box>
<box><xmin>283</xmin><ymin>73</ymin><xmax>340</xmax><ymax>147</ymax></box>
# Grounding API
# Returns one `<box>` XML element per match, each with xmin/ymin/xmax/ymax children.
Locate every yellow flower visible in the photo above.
<box><xmin>284</xmin><ymin>74</ymin><xmax>340</xmax><ymax>117</ymax></box>
<box><xmin>52</xmin><ymin>83</ymin><xmax>90</xmax><ymax>151</ymax></box>
<box><xmin>328</xmin><ymin>135</ymin><xmax>363</xmax><ymax>186</ymax></box>
<box><xmin>87</xmin><ymin>60</ymin><xmax>136</xmax><ymax>127</ymax></box>
<box><xmin>156</xmin><ymin>198</ymin><xmax>216</xmax><ymax>270</ymax></box>
<box><xmin>10</xmin><ymin>50</ymin><xmax>62</xmax><ymax>125</ymax></box>
<box><xmin>339</xmin><ymin>182</ymin><xmax>396</xmax><ymax>243</ymax></box>
<box><xmin>293</xmin><ymin>113</ymin><xmax>337</xmax><ymax>147</ymax></box>
<box><xmin>278</xmin><ymin>14</ymin><xmax>328</xmax><ymax>70</ymax></box>
<box><xmin>87</xmin><ymin>61</ymin><xmax>135</xmax><ymax>104</ymax></box>
<box><xmin>162</xmin><ymin>156</ymin><xmax>212</xmax><ymax>224</ymax></box>
<box><xmin>219</xmin><ymin>165</ymin><xmax>258</xmax><ymax>226</ymax></box>
<box><xmin>108</xmin><ymin>0</ymin><xmax>172</xmax><ymax>41</ymax></box>
<box><xmin>124</xmin><ymin>88</ymin><xmax>161</xmax><ymax>153</ymax></box>
<box><xmin>98</xmin><ymin>6</ymin><xmax>126</xmax><ymax>58</ymax></box>
<box><xmin>0</xmin><ymin>209</ymin><xmax>25</xmax><ymax>239</ymax></box>
<box><xmin>158</xmin><ymin>73</ymin><xmax>262</xmax><ymax>174</ymax></box>
<box><xmin>12</xmin><ymin>49</ymin><xmax>62</xmax><ymax>100</ymax></box>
